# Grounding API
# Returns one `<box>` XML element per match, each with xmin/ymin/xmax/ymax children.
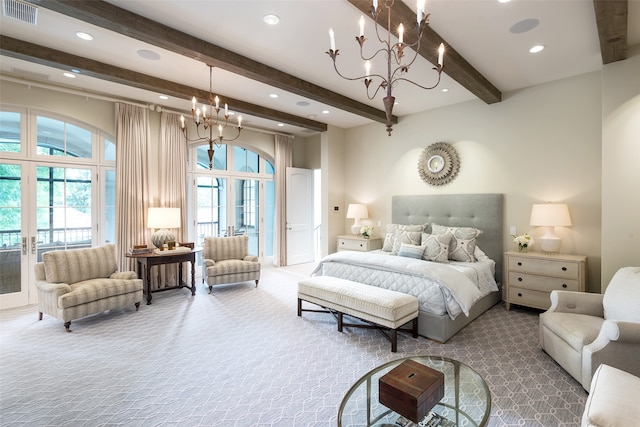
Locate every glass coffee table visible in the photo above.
<box><xmin>338</xmin><ymin>356</ymin><xmax>491</xmax><ymax>427</ymax></box>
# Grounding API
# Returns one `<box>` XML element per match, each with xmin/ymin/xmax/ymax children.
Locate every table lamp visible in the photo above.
<box><xmin>148</xmin><ymin>207</ymin><xmax>181</xmax><ymax>248</ymax></box>
<box><xmin>346</xmin><ymin>203</ymin><xmax>369</xmax><ymax>236</ymax></box>
<box><xmin>529</xmin><ymin>203</ymin><xmax>572</xmax><ymax>253</ymax></box>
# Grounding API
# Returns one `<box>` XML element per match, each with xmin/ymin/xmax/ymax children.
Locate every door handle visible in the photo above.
<box><xmin>31</xmin><ymin>236</ymin><xmax>37</xmax><ymax>255</ymax></box>
<box><xmin>22</xmin><ymin>237</ymin><xmax>27</xmax><ymax>255</ymax></box>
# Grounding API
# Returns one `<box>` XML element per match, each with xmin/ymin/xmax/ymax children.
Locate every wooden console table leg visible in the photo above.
<box><xmin>146</xmin><ymin>264</ymin><xmax>153</xmax><ymax>305</ymax></box>
<box><xmin>190</xmin><ymin>258</ymin><xmax>196</xmax><ymax>295</ymax></box>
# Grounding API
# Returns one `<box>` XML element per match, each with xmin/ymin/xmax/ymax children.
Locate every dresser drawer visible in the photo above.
<box><xmin>508</xmin><ymin>256</ymin><xmax>579</xmax><ymax>279</ymax></box>
<box><xmin>508</xmin><ymin>272</ymin><xmax>580</xmax><ymax>292</ymax></box>
<box><xmin>508</xmin><ymin>286</ymin><xmax>552</xmax><ymax>310</ymax></box>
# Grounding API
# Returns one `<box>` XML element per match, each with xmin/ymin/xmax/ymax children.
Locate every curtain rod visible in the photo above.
<box><xmin>1</xmin><ymin>74</ymin><xmax>295</xmax><ymax>139</ymax></box>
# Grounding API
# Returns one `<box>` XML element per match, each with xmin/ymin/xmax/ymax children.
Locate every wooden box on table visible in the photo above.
<box><xmin>379</xmin><ymin>359</ymin><xmax>445</xmax><ymax>423</ymax></box>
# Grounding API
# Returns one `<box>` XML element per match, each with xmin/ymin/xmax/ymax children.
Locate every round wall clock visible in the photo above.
<box><xmin>418</xmin><ymin>142</ymin><xmax>460</xmax><ymax>186</ymax></box>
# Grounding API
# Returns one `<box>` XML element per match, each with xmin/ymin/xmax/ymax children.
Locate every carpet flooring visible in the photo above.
<box><xmin>0</xmin><ymin>263</ymin><xmax>587</xmax><ymax>427</ymax></box>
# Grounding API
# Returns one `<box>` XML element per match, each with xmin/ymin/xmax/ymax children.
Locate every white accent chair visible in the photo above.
<box><xmin>539</xmin><ymin>266</ymin><xmax>640</xmax><ymax>390</ymax></box>
<box><xmin>202</xmin><ymin>235</ymin><xmax>260</xmax><ymax>293</ymax></box>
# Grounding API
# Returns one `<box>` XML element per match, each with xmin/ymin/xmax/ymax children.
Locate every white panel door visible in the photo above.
<box><xmin>286</xmin><ymin>167</ymin><xmax>314</xmax><ymax>265</ymax></box>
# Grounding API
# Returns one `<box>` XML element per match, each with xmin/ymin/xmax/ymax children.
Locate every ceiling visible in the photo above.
<box><xmin>1</xmin><ymin>0</ymin><xmax>638</xmax><ymax>137</ymax></box>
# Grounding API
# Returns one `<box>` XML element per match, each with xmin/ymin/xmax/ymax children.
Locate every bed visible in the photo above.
<box><xmin>312</xmin><ymin>193</ymin><xmax>504</xmax><ymax>343</ymax></box>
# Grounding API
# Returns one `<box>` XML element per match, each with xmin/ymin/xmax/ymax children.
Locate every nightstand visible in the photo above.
<box><xmin>337</xmin><ymin>235</ymin><xmax>383</xmax><ymax>252</ymax></box>
<box><xmin>504</xmin><ymin>251</ymin><xmax>587</xmax><ymax>311</ymax></box>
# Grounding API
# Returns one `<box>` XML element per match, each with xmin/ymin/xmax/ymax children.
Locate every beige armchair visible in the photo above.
<box><xmin>539</xmin><ymin>266</ymin><xmax>640</xmax><ymax>390</ymax></box>
<box><xmin>34</xmin><ymin>244</ymin><xmax>143</xmax><ymax>332</ymax></box>
<box><xmin>202</xmin><ymin>235</ymin><xmax>260</xmax><ymax>293</ymax></box>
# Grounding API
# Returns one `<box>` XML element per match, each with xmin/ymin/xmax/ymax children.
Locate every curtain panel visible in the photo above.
<box><xmin>115</xmin><ymin>103</ymin><xmax>150</xmax><ymax>271</ymax></box>
<box><xmin>274</xmin><ymin>134</ymin><xmax>292</xmax><ymax>267</ymax></box>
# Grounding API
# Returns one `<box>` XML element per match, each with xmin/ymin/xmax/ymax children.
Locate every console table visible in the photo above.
<box><xmin>126</xmin><ymin>247</ymin><xmax>202</xmax><ymax>305</ymax></box>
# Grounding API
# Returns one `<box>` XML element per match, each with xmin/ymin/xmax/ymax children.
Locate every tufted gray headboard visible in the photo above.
<box><xmin>391</xmin><ymin>194</ymin><xmax>504</xmax><ymax>285</ymax></box>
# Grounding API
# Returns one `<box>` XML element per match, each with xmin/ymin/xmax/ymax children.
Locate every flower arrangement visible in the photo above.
<box><xmin>513</xmin><ymin>233</ymin><xmax>534</xmax><ymax>252</ymax></box>
<box><xmin>360</xmin><ymin>225</ymin><xmax>373</xmax><ymax>239</ymax></box>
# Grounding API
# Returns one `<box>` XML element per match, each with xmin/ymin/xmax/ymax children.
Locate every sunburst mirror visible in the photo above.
<box><xmin>418</xmin><ymin>142</ymin><xmax>460</xmax><ymax>186</ymax></box>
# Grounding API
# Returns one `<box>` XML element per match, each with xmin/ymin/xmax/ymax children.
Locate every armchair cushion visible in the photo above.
<box><xmin>540</xmin><ymin>312</ymin><xmax>603</xmax><ymax>352</ymax></box>
<box><xmin>581</xmin><ymin>364</ymin><xmax>640</xmax><ymax>427</ymax></box>
<box><xmin>603</xmin><ymin>267</ymin><xmax>640</xmax><ymax>321</ymax></box>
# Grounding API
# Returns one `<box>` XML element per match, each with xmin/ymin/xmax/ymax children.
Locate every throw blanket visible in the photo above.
<box><xmin>311</xmin><ymin>251</ymin><xmax>485</xmax><ymax>319</ymax></box>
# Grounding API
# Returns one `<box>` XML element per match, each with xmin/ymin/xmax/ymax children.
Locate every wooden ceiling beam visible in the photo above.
<box><xmin>26</xmin><ymin>0</ymin><xmax>395</xmax><ymax>125</ymax></box>
<box><xmin>593</xmin><ymin>0</ymin><xmax>628</xmax><ymax>64</ymax></box>
<box><xmin>0</xmin><ymin>36</ymin><xmax>328</xmax><ymax>132</ymax></box>
<box><xmin>346</xmin><ymin>0</ymin><xmax>502</xmax><ymax>105</ymax></box>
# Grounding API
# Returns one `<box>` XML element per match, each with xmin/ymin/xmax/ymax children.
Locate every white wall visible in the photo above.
<box><xmin>601</xmin><ymin>46</ymin><xmax>640</xmax><ymax>288</ymax></box>
<box><xmin>338</xmin><ymin>71</ymin><xmax>604</xmax><ymax>291</ymax></box>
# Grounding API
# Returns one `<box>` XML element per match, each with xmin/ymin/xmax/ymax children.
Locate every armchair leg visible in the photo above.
<box><xmin>208</xmin><ymin>285</ymin><xmax>213</xmax><ymax>294</ymax></box>
<box><xmin>255</xmin><ymin>280</ymin><xmax>259</xmax><ymax>288</ymax></box>
<box><xmin>38</xmin><ymin>312</ymin><xmax>43</xmax><ymax>321</ymax></box>
<box><xmin>135</xmin><ymin>302</ymin><xmax>140</xmax><ymax>311</ymax></box>
<box><xmin>64</xmin><ymin>321</ymin><xmax>71</xmax><ymax>332</ymax></box>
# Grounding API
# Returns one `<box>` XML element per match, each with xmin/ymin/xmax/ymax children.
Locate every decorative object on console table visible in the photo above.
<box><xmin>147</xmin><ymin>207</ymin><xmax>181</xmax><ymax>249</ymax></box>
<box><xmin>346</xmin><ymin>203</ymin><xmax>369</xmax><ymax>235</ymax></box>
<box><xmin>529</xmin><ymin>203</ymin><xmax>572</xmax><ymax>254</ymax></box>
<box><xmin>337</xmin><ymin>235</ymin><xmax>382</xmax><ymax>252</ymax></box>
<box><xmin>379</xmin><ymin>359</ymin><xmax>445</xmax><ymax>423</ymax></box>
<box><xmin>504</xmin><ymin>250</ymin><xmax>586</xmax><ymax>310</ymax></box>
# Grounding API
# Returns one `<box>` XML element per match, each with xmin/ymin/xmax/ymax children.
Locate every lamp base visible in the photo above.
<box><xmin>151</xmin><ymin>229</ymin><xmax>175</xmax><ymax>248</ymax></box>
<box><xmin>539</xmin><ymin>237</ymin><xmax>562</xmax><ymax>254</ymax></box>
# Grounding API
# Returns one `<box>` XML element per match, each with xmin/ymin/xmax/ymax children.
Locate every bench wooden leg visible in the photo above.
<box><xmin>391</xmin><ymin>329</ymin><xmax>398</xmax><ymax>353</ymax></box>
<box><xmin>338</xmin><ymin>312</ymin><xmax>343</xmax><ymax>332</ymax></box>
<box><xmin>297</xmin><ymin>298</ymin><xmax>302</xmax><ymax>316</ymax></box>
<box><xmin>412</xmin><ymin>317</ymin><xmax>419</xmax><ymax>338</ymax></box>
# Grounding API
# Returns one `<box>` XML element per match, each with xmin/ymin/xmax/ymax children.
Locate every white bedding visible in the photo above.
<box><xmin>310</xmin><ymin>251</ymin><xmax>498</xmax><ymax>319</ymax></box>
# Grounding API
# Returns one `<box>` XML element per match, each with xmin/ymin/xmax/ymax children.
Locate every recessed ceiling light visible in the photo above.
<box><xmin>263</xmin><ymin>14</ymin><xmax>280</xmax><ymax>25</ymax></box>
<box><xmin>137</xmin><ymin>49</ymin><xmax>161</xmax><ymax>60</ymax></box>
<box><xmin>441</xmin><ymin>88</ymin><xmax>449</xmax><ymax>92</ymax></box>
<box><xmin>322</xmin><ymin>110</ymin><xmax>330</xmax><ymax>114</ymax></box>
<box><xmin>63</xmin><ymin>72</ymin><xmax>76</xmax><ymax>78</ymax></box>
<box><xmin>498</xmin><ymin>0</ymin><xmax>511</xmax><ymax>3</ymax></box>
<box><xmin>529</xmin><ymin>44</ymin><xmax>545</xmax><ymax>53</ymax></box>
<box><xmin>307</xmin><ymin>114</ymin><xmax>317</xmax><ymax>119</ymax></box>
<box><xmin>75</xmin><ymin>31</ymin><xmax>94</xmax><ymax>41</ymax></box>
<box><xmin>159</xmin><ymin>95</ymin><xmax>169</xmax><ymax>100</ymax></box>
<box><xmin>228</xmin><ymin>111</ymin><xmax>236</xmax><ymax>116</ymax></box>
<box><xmin>277</xmin><ymin>123</ymin><xmax>285</xmax><ymax>127</ymax></box>
<box><xmin>269</xmin><ymin>93</ymin><xmax>279</xmax><ymax>99</ymax></box>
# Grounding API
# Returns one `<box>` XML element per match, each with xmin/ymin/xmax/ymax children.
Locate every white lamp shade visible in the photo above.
<box><xmin>148</xmin><ymin>207</ymin><xmax>181</xmax><ymax>229</ymax></box>
<box><xmin>529</xmin><ymin>203</ymin><xmax>571</xmax><ymax>253</ymax></box>
<box><xmin>346</xmin><ymin>204</ymin><xmax>369</xmax><ymax>219</ymax></box>
<box><xmin>529</xmin><ymin>203</ymin><xmax>572</xmax><ymax>227</ymax></box>
<box><xmin>147</xmin><ymin>208</ymin><xmax>181</xmax><ymax>248</ymax></box>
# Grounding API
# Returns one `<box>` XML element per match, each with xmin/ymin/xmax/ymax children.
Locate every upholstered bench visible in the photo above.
<box><xmin>297</xmin><ymin>275</ymin><xmax>419</xmax><ymax>352</ymax></box>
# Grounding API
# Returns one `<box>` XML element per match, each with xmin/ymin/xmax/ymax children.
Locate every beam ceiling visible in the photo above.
<box><xmin>0</xmin><ymin>36</ymin><xmax>328</xmax><ymax>132</ymax></box>
<box><xmin>593</xmin><ymin>0</ymin><xmax>628</xmax><ymax>64</ymax></box>
<box><xmin>26</xmin><ymin>0</ymin><xmax>395</xmax><ymax>126</ymax></box>
<box><xmin>346</xmin><ymin>0</ymin><xmax>502</xmax><ymax>105</ymax></box>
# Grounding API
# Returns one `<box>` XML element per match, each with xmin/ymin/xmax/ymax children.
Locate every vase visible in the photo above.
<box><xmin>519</xmin><ymin>246</ymin><xmax>527</xmax><ymax>252</ymax></box>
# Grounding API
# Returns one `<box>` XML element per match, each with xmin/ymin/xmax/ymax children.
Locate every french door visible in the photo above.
<box><xmin>0</xmin><ymin>160</ymin><xmax>94</xmax><ymax>309</ymax></box>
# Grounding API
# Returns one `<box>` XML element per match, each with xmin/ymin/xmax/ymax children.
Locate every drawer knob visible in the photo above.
<box><xmin>517</xmin><ymin>293</ymin><xmax>523</xmax><ymax>297</ymax></box>
<box><xmin>517</xmin><ymin>262</ymin><xmax>522</xmax><ymax>266</ymax></box>
<box><xmin>518</xmin><ymin>277</ymin><xmax>523</xmax><ymax>282</ymax></box>
<box><xmin>562</xmin><ymin>284</ymin><xmax>567</xmax><ymax>288</ymax></box>
<box><xmin>359</xmin><ymin>243</ymin><xmax>363</xmax><ymax>247</ymax></box>
<box><xmin>562</xmin><ymin>267</ymin><xmax>567</xmax><ymax>271</ymax></box>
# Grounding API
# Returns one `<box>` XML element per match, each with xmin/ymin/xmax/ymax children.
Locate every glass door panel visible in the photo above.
<box><xmin>0</xmin><ymin>163</ymin><xmax>23</xmax><ymax>296</ymax></box>
<box><xmin>35</xmin><ymin>165</ymin><xmax>92</xmax><ymax>260</ymax></box>
<box><xmin>235</xmin><ymin>178</ymin><xmax>259</xmax><ymax>255</ymax></box>
<box><xmin>196</xmin><ymin>176</ymin><xmax>228</xmax><ymax>244</ymax></box>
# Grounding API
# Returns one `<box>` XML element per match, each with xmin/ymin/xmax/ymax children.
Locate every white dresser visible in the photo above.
<box><xmin>337</xmin><ymin>235</ymin><xmax>383</xmax><ymax>252</ymax></box>
<box><xmin>504</xmin><ymin>251</ymin><xmax>587</xmax><ymax>310</ymax></box>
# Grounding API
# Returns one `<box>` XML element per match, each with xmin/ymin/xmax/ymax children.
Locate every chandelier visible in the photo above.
<box><xmin>181</xmin><ymin>65</ymin><xmax>242</xmax><ymax>169</ymax></box>
<box><xmin>327</xmin><ymin>0</ymin><xmax>444</xmax><ymax>136</ymax></box>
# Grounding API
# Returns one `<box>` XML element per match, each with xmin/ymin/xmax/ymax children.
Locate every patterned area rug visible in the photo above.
<box><xmin>0</xmin><ymin>263</ymin><xmax>586</xmax><ymax>426</ymax></box>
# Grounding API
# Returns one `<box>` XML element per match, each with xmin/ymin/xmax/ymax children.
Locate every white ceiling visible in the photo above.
<box><xmin>1</xmin><ymin>0</ymin><xmax>639</xmax><ymax>137</ymax></box>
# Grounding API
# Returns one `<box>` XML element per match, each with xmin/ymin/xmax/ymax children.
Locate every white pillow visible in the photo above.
<box><xmin>397</xmin><ymin>243</ymin><xmax>425</xmax><ymax>259</ymax></box>
<box><xmin>382</xmin><ymin>224</ymin><xmax>426</xmax><ymax>252</ymax></box>
<box><xmin>431</xmin><ymin>224</ymin><xmax>482</xmax><ymax>262</ymax></box>
<box><xmin>421</xmin><ymin>232</ymin><xmax>452</xmax><ymax>263</ymax></box>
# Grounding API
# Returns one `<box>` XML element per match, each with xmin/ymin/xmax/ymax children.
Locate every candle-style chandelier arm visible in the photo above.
<box><xmin>393</xmin><ymin>67</ymin><xmax>443</xmax><ymax>90</ymax></box>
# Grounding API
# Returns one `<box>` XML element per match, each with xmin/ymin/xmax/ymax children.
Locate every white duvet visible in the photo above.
<box><xmin>310</xmin><ymin>251</ymin><xmax>498</xmax><ymax>319</ymax></box>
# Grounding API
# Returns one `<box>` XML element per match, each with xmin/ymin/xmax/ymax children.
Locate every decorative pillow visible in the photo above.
<box><xmin>382</xmin><ymin>224</ymin><xmax>426</xmax><ymax>252</ymax></box>
<box><xmin>421</xmin><ymin>232</ymin><xmax>452</xmax><ymax>263</ymax></box>
<box><xmin>391</xmin><ymin>229</ymin><xmax>423</xmax><ymax>255</ymax></box>
<box><xmin>397</xmin><ymin>243</ymin><xmax>425</xmax><ymax>259</ymax></box>
<box><xmin>431</xmin><ymin>224</ymin><xmax>483</xmax><ymax>262</ymax></box>
<box><xmin>474</xmin><ymin>245</ymin><xmax>489</xmax><ymax>261</ymax></box>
